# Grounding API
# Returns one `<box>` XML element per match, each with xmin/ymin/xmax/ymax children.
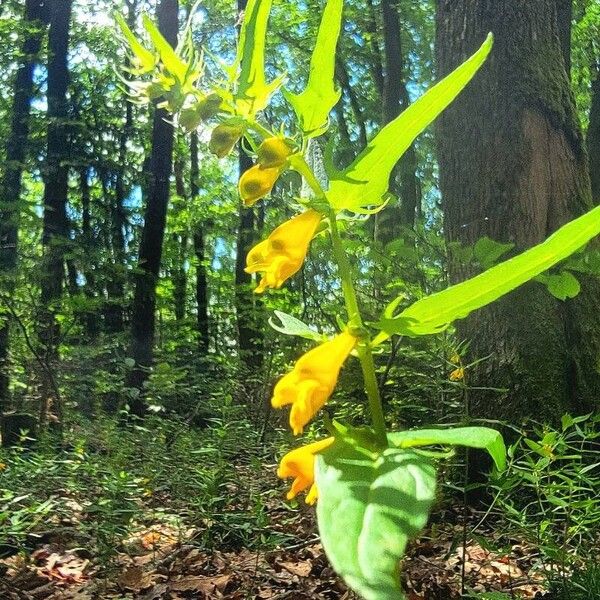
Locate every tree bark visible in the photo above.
<box><xmin>173</xmin><ymin>156</ymin><xmax>188</xmax><ymax>322</ymax></box>
<box><xmin>190</xmin><ymin>131</ymin><xmax>209</xmax><ymax>353</ymax></box>
<box><xmin>39</xmin><ymin>0</ymin><xmax>73</xmax><ymax>427</ymax></box>
<box><xmin>436</xmin><ymin>0</ymin><xmax>600</xmax><ymax>423</ymax></box>
<box><xmin>125</xmin><ymin>0</ymin><xmax>178</xmax><ymax>413</ymax></box>
<box><xmin>556</xmin><ymin>0</ymin><xmax>572</xmax><ymax>77</ymax></box>
<box><xmin>0</xmin><ymin>0</ymin><xmax>47</xmax><ymax>412</ymax></box>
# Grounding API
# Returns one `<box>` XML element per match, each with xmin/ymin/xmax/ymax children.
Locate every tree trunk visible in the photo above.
<box><xmin>173</xmin><ymin>156</ymin><xmax>188</xmax><ymax>322</ymax></box>
<box><xmin>556</xmin><ymin>0</ymin><xmax>572</xmax><ymax>77</ymax></box>
<box><xmin>588</xmin><ymin>61</ymin><xmax>600</xmax><ymax>201</ymax></box>
<box><xmin>436</xmin><ymin>0</ymin><xmax>600</xmax><ymax>423</ymax></box>
<box><xmin>190</xmin><ymin>131</ymin><xmax>209</xmax><ymax>353</ymax></box>
<box><xmin>0</xmin><ymin>0</ymin><xmax>47</xmax><ymax>412</ymax></box>
<box><xmin>125</xmin><ymin>0</ymin><xmax>178</xmax><ymax>413</ymax></box>
<box><xmin>39</xmin><ymin>0</ymin><xmax>73</xmax><ymax>427</ymax></box>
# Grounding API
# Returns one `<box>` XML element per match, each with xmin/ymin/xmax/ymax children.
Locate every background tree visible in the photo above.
<box><xmin>436</xmin><ymin>0</ymin><xmax>600</xmax><ymax>422</ymax></box>
<box><xmin>0</xmin><ymin>0</ymin><xmax>48</xmax><ymax>413</ymax></box>
<box><xmin>125</xmin><ymin>0</ymin><xmax>179</xmax><ymax>410</ymax></box>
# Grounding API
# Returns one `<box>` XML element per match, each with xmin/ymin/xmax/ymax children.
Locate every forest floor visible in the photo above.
<box><xmin>0</xmin><ymin>455</ymin><xmax>553</xmax><ymax>600</ymax></box>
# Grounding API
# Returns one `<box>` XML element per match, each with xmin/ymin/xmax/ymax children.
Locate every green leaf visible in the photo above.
<box><xmin>388</xmin><ymin>427</ymin><xmax>506</xmax><ymax>471</ymax></box>
<box><xmin>115</xmin><ymin>13</ymin><xmax>156</xmax><ymax>74</ymax></box>
<box><xmin>316</xmin><ymin>444</ymin><xmax>436</xmax><ymax>600</ymax></box>
<box><xmin>377</xmin><ymin>204</ymin><xmax>600</xmax><ymax>338</ymax></box>
<box><xmin>283</xmin><ymin>0</ymin><xmax>343</xmax><ymax>137</ymax></box>
<box><xmin>233</xmin><ymin>0</ymin><xmax>282</xmax><ymax>116</ymax></box>
<box><xmin>536</xmin><ymin>271</ymin><xmax>581</xmax><ymax>300</ymax></box>
<box><xmin>142</xmin><ymin>15</ymin><xmax>188</xmax><ymax>83</ymax></box>
<box><xmin>327</xmin><ymin>33</ymin><xmax>493</xmax><ymax>212</ymax></box>
<box><xmin>268</xmin><ymin>310</ymin><xmax>324</xmax><ymax>342</ymax></box>
<box><xmin>473</xmin><ymin>236</ymin><xmax>514</xmax><ymax>268</ymax></box>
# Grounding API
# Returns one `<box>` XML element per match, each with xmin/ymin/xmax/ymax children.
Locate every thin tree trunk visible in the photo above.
<box><xmin>39</xmin><ymin>0</ymin><xmax>73</xmax><ymax>428</ymax></box>
<box><xmin>436</xmin><ymin>0</ymin><xmax>600</xmax><ymax>423</ymax></box>
<box><xmin>190</xmin><ymin>131</ymin><xmax>209</xmax><ymax>353</ymax></box>
<box><xmin>0</xmin><ymin>0</ymin><xmax>47</xmax><ymax>412</ymax></box>
<box><xmin>173</xmin><ymin>156</ymin><xmax>188</xmax><ymax>322</ymax></box>
<box><xmin>125</xmin><ymin>0</ymin><xmax>178</xmax><ymax>414</ymax></box>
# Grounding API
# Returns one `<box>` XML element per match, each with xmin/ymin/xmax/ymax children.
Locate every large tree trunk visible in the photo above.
<box><xmin>190</xmin><ymin>131</ymin><xmax>209</xmax><ymax>353</ymax></box>
<box><xmin>436</xmin><ymin>0</ymin><xmax>600</xmax><ymax>423</ymax></box>
<box><xmin>125</xmin><ymin>0</ymin><xmax>178</xmax><ymax>413</ymax></box>
<box><xmin>0</xmin><ymin>0</ymin><xmax>47</xmax><ymax>412</ymax></box>
<box><xmin>39</xmin><ymin>0</ymin><xmax>73</xmax><ymax>427</ymax></box>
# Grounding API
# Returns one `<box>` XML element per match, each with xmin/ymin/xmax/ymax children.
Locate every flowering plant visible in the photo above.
<box><xmin>118</xmin><ymin>3</ymin><xmax>600</xmax><ymax>598</ymax></box>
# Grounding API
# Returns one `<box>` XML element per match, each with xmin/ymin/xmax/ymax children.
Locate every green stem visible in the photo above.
<box><xmin>329</xmin><ymin>214</ymin><xmax>387</xmax><ymax>447</ymax></box>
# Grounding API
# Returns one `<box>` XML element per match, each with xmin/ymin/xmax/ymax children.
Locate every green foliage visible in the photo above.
<box><xmin>327</xmin><ymin>34</ymin><xmax>493</xmax><ymax>213</ymax></box>
<box><xmin>316</xmin><ymin>444</ymin><xmax>436</xmax><ymax>600</ymax></box>
<box><xmin>283</xmin><ymin>0</ymin><xmax>343</xmax><ymax>137</ymax></box>
<box><xmin>492</xmin><ymin>413</ymin><xmax>600</xmax><ymax>568</ymax></box>
<box><xmin>378</xmin><ymin>204</ymin><xmax>600</xmax><ymax>337</ymax></box>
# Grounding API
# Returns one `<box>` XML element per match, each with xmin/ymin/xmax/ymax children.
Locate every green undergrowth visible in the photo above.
<box><xmin>0</xmin><ymin>413</ymin><xmax>291</xmax><ymax>569</ymax></box>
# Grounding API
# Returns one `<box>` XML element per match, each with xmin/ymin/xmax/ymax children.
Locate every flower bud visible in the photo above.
<box><xmin>239</xmin><ymin>164</ymin><xmax>280</xmax><ymax>206</ymax></box>
<box><xmin>257</xmin><ymin>137</ymin><xmax>293</xmax><ymax>168</ymax></box>
<box><xmin>209</xmin><ymin>124</ymin><xmax>243</xmax><ymax>158</ymax></box>
<box><xmin>180</xmin><ymin>94</ymin><xmax>223</xmax><ymax>132</ymax></box>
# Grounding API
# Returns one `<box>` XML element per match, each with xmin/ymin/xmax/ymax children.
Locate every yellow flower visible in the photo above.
<box><xmin>257</xmin><ymin>137</ymin><xmax>293</xmax><ymax>168</ymax></box>
<box><xmin>449</xmin><ymin>353</ymin><xmax>461</xmax><ymax>365</ymax></box>
<box><xmin>239</xmin><ymin>164</ymin><xmax>281</xmax><ymax>206</ymax></box>
<box><xmin>245</xmin><ymin>209</ymin><xmax>322</xmax><ymax>293</ymax></box>
<box><xmin>277</xmin><ymin>437</ymin><xmax>334</xmax><ymax>504</ymax></box>
<box><xmin>272</xmin><ymin>331</ymin><xmax>357</xmax><ymax>435</ymax></box>
<box><xmin>449</xmin><ymin>367</ymin><xmax>464</xmax><ymax>381</ymax></box>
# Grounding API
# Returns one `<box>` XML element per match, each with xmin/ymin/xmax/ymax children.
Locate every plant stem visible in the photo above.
<box><xmin>291</xmin><ymin>156</ymin><xmax>387</xmax><ymax>445</ymax></box>
<box><xmin>328</xmin><ymin>214</ymin><xmax>387</xmax><ymax>446</ymax></box>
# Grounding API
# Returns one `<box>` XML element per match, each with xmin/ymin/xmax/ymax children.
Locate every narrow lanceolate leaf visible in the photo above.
<box><xmin>143</xmin><ymin>15</ymin><xmax>188</xmax><ymax>83</ymax></box>
<box><xmin>283</xmin><ymin>0</ymin><xmax>343</xmax><ymax>137</ymax></box>
<box><xmin>328</xmin><ymin>33</ymin><xmax>493</xmax><ymax>213</ymax></box>
<box><xmin>115</xmin><ymin>13</ymin><xmax>156</xmax><ymax>74</ymax></box>
<box><xmin>376</xmin><ymin>203</ymin><xmax>600</xmax><ymax>338</ymax></box>
<box><xmin>388</xmin><ymin>427</ymin><xmax>506</xmax><ymax>471</ymax></box>
<box><xmin>316</xmin><ymin>445</ymin><xmax>436</xmax><ymax>600</ymax></box>
<box><xmin>233</xmin><ymin>0</ymin><xmax>282</xmax><ymax>116</ymax></box>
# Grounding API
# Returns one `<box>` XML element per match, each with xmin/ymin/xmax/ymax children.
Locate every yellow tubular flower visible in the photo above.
<box><xmin>277</xmin><ymin>437</ymin><xmax>334</xmax><ymax>504</ymax></box>
<box><xmin>239</xmin><ymin>164</ymin><xmax>280</xmax><ymax>206</ymax></box>
<box><xmin>245</xmin><ymin>209</ymin><xmax>322</xmax><ymax>293</ymax></box>
<box><xmin>209</xmin><ymin>124</ymin><xmax>243</xmax><ymax>158</ymax></box>
<box><xmin>450</xmin><ymin>367</ymin><xmax>465</xmax><ymax>381</ymax></box>
<box><xmin>272</xmin><ymin>332</ymin><xmax>357</xmax><ymax>435</ymax></box>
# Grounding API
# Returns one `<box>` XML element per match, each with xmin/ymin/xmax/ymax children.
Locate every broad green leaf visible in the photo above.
<box><xmin>388</xmin><ymin>427</ymin><xmax>506</xmax><ymax>471</ymax></box>
<box><xmin>536</xmin><ymin>271</ymin><xmax>581</xmax><ymax>300</ymax></box>
<box><xmin>283</xmin><ymin>0</ymin><xmax>343</xmax><ymax>137</ymax></box>
<box><xmin>142</xmin><ymin>15</ymin><xmax>188</xmax><ymax>83</ymax></box>
<box><xmin>327</xmin><ymin>33</ymin><xmax>493</xmax><ymax>212</ymax></box>
<box><xmin>268</xmin><ymin>310</ymin><xmax>324</xmax><ymax>342</ymax></box>
<box><xmin>376</xmin><ymin>204</ymin><xmax>600</xmax><ymax>338</ymax></box>
<box><xmin>233</xmin><ymin>0</ymin><xmax>282</xmax><ymax>116</ymax></box>
<box><xmin>115</xmin><ymin>13</ymin><xmax>156</xmax><ymax>74</ymax></box>
<box><xmin>316</xmin><ymin>444</ymin><xmax>436</xmax><ymax>600</ymax></box>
